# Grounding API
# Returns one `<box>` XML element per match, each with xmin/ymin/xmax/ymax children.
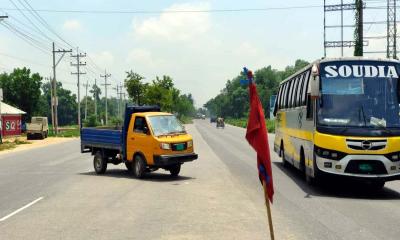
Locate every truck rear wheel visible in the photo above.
<box><xmin>169</xmin><ymin>164</ymin><xmax>181</xmax><ymax>177</ymax></box>
<box><xmin>133</xmin><ymin>155</ymin><xmax>146</xmax><ymax>178</ymax></box>
<box><xmin>94</xmin><ymin>151</ymin><xmax>107</xmax><ymax>174</ymax></box>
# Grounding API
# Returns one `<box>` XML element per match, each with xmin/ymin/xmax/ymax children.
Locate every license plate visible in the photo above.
<box><xmin>175</xmin><ymin>144</ymin><xmax>184</xmax><ymax>151</ymax></box>
<box><xmin>359</xmin><ymin>163</ymin><xmax>373</xmax><ymax>172</ymax></box>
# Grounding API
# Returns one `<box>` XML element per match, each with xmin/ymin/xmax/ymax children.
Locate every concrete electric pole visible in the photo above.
<box><xmin>52</xmin><ymin>42</ymin><xmax>72</xmax><ymax>135</ymax></box>
<box><xmin>71</xmin><ymin>48</ymin><xmax>86</xmax><ymax>128</ymax></box>
<box><xmin>100</xmin><ymin>70</ymin><xmax>111</xmax><ymax>125</ymax></box>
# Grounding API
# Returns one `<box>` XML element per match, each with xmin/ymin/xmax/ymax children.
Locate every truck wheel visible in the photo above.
<box><xmin>93</xmin><ymin>151</ymin><xmax>107</xmax><ymax>174</ymax></box>
<box><xmin>133</xmin><ymin>155</ymin><xmax>146</xmax><ymax>178</ymax></box>
<box><xmin>125</xmin><ymin>161</ymin><xmax>132</xmax><ymax>171</ymax></box>
<box><xmin>41</xmin><ymin>132</ymin><xmax>45</xmax><ymax>139</ymax></box>
<box><xmin>169</xmin><ymin>164</ymin><xmax>181</xmax><ymax>177</ymax></box>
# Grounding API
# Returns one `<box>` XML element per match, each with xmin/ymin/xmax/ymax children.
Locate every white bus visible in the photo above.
<box><xmin>273</xmin><ymin>58</ymin><xmax>400</xmax><ymax>189</ymax></box>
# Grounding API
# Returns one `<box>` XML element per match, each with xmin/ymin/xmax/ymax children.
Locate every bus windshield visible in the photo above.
<box><xmin>318</xmin><ymin>63</ymin><xmax>400</xmax><ymax>128</ymax></box>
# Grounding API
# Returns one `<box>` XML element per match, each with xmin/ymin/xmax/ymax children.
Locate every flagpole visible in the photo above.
<box><xmin>263</xmin><ymin>180</ymin><xmax>275</xmax><ymax>240</ymax></box>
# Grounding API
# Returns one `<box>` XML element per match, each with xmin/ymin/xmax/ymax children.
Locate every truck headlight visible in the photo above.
<box><xmin>160</xmin><ymin>143</ymin><xmax>171</xmax><ymax>150</ymax></box>
<box><xmin>187</xmin><ymin>140</ymin><xmax>193</xmax><ymax>148</ymax></box>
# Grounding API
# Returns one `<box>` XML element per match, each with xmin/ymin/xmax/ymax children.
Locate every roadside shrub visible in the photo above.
<box><xmin>84</xmin><ymin>115</ymin><xmax>99</xmax><ymax>127</ymax></box>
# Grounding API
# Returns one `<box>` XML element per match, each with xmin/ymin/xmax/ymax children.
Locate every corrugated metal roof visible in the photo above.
<box><xmin>0</xmin><ymin>102</ymin><xmax>26</xmax><ymax>115</ymax></box>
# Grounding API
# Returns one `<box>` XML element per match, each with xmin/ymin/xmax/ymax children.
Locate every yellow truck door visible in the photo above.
<box><xmin>127</xmin><ymin>115</ymin><xmax>153</xmax><ymax>164</ymax></box>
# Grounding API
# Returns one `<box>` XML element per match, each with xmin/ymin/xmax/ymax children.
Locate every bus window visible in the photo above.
<box><xmin>288</xmin><ymin>80</ymin><xmax>294</xmax><ymax>108</ymax></box>
<box><xmin>302</xmin><ymin>71</ymin><xmax>311</xmax><ymax>105</ymax></box>
<box><xmin>283</xmin><ymin>82</ymin><xmax>289</xmax><ymax>109</ymax></box>
<box><xmin>277</xmin><ymin>85</ymin><xmax>283</xmax><ymax>109</ymax></box>
<box><xmin>292</xmin><ymin>76</ymin><xmax>300</xmax><ymax>107</ymax></box>
<box><xmin>297</xmin><ymin>74</ymin><xmax>305</xmax><ymax>106</ymax></box>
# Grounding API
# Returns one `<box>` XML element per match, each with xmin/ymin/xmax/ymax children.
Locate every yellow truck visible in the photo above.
<box><xmin>80</xmin><ymin>106</ymin><xmax>198</xmax><ymax>178</ymax></box>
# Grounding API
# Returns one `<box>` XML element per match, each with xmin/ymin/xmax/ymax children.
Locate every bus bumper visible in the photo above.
<box><xmin>315</xmin><ymin>154</ymin><xmax>400</xmax><ymax>181</ymax></box>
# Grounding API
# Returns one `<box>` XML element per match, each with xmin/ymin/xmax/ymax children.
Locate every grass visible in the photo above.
<box><xmin>225</xmin><ymin>118</ymin><xmax>276</xmax><ymax>133</ymax></box>
<box><xmin>48</xmin><ymin>126</ymin><xmax>80</xmax><ymax>137</ymax></box>
<box><xmin>179</xmin><ymin>116</ymin><xmax>193</xmax><ymax>124</ymax></box>
<box><xmin>0</xmin><ymin>138</ymin><xmax>31</xmax><ymax>151</ymax></box>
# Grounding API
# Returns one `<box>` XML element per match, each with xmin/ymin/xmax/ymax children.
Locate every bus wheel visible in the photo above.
<box><xmin>280</xmin><ymin>146</ymin><xmax>289</xmax><ymax>168</ymax></box>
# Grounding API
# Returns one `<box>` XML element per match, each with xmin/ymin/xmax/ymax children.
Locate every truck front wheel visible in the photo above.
<box><xmin>133</xmin><ymin>155</ymin><xmax>146</xmax><ymax>178</ymax></box>
<box><xmin>94</xmin><ymin>151</ymin><xmax>107</xmax><ymax>174</ymax></box>
<box><xmin>169</xmin><ymin>164</ymin><xmax>181</xmax><ymax>177</ymax></box>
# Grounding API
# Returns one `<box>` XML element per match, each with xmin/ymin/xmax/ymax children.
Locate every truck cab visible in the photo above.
<box><xmin>81</xmin><ymin>106</ymin><xmax>198</xmax><ymax>178</ymax></box>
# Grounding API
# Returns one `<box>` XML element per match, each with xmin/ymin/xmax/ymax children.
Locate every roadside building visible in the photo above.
<box><xmin>0</xmin><ymin>102</ymin><xmax>26</xmax><ymax>136</ymax></box>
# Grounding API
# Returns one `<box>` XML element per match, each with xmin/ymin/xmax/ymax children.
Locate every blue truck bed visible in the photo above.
<box><xmin>81</xmin><ymin>127</ymin><xmax>123</xmax><ymax>152</ymax></box>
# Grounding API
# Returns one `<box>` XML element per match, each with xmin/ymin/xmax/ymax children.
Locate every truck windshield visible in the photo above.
<box><xmin>148</xmin><ymin>115</ymin><xmax>186</xmax><ymax>136</ymax></box>
<box><xmin>318</xmin><ymin>73</ymin><xmax>400</xmax><ymax>128</ymax></box>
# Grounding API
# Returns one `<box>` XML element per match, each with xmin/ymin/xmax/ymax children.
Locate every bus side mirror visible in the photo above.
<box><xmin>310</xmin><ymin>64</ymin><xmax>320</xmax><ymax>98</ymax></box>
<box><xmin>310</xmin><ymin>76</ymin><xmax>320</xmax><ymax>98</ymax></box>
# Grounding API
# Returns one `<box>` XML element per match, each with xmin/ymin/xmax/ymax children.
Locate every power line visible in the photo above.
<box><xmin>0</xmin><ymin>5</ymin><xmax>325</xmax><ymax>15</ymax></box>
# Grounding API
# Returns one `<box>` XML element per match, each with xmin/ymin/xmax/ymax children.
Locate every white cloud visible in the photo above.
<box><xmin>132</xmin><ymin>2</ymin><xmax>211</xmax><ymax>41</ymax></box>
<box><xmin>63</xmin><ymin>19</ymin><xmax>83</xmax><ymax>31</ymax></box>
<box><xmin>91</xmin><ymin>51</ymin><xmax>114</xmax><ymax>68</ymax></box>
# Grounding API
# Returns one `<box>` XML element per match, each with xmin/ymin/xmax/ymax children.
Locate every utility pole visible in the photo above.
<box><xmin>45</xmin><ymin>77</ymin><xmax>54</xmax><ymax>128</ymax></box>
<box><xmin>354</xmin><ymin>0</ymin><xmax>364</xmax><ymax>56</ymax></box>
<box><xmin>83</xmin><ymin>80</ymin><xmax>89</xmax><ymax>120</ymax></box>
<box><xmin>71</xmin><ymin>48</ymin><xmax>86</xmax><ymax>128</ymax></box>
<box><xmin>387</xmin><ymin>0</ymin><xmax>397</xmax><ymax>58</ymax></box>
<box><xmin>94</xmin><ymin>78</ymin><xmax>98</xmax><ymax>121</ymax></box>
<box><xmin>113</xmin><ymin>84</ymin><xmax>120</xmax><ymax>118</ymax></box>
<box><xmin>119</xmin><ymin>84</ymin><xmax>124</xmax><ymax>118</ymax></box>
<box><xmin>101</xmin><ymin>70</ymin><xmax>111</xmax><ymax>125</ymax></box>
<box><xmin>52</xmin><ymin>42</ymin><xmax>72</xmax><ymax>135</ymax></box>
<box><xmin>0</xmin><ymin>15</ymin><xmax>8</xmax><ymax>21</ymax></box>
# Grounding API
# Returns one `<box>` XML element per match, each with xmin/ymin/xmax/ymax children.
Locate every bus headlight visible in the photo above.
<box><xmin>187</xmin><ymin>140</ymin><xmax>193</xmax><ymax>148</ymax></box>
<box><xmin>160</xmin><ymin>143</ymin><xmax>171</xmax><ymax>150</ymax></box>
<box><xmin>314</xmin><ymin>145</ymin><xmax>346</xmax><ymax>160</ymax></box>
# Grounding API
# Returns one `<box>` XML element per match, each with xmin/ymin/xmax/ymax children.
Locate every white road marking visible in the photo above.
<box><xmin>0</xmin><ymin>197</ymin><xmax>44</xmax><ymax>222</ymax></box>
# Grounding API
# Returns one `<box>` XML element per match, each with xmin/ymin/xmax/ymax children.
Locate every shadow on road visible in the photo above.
<box><xmin>79</xmin><ymin>169</ymin><xmax>195</xmax><ymax>182</ymax></box>
<box><xmin>273</xmin><ymin>162</ymin><xmax>400</xmax><ymax>200</ymax></box>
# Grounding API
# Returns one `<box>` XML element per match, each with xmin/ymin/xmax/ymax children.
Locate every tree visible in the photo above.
<box><xmin>204</xmin><ymin>59</ymin><xmax>310</xmax><ymax>119</ymax></box>
<box><xmin>124</xmin><ymin>71</ymin><xmax>147</xmax><ymax>105</ymax></box>
<box><xmin>90</xmin><ymin>84</ymin><xmax>101</xmax><ymax>102</ymax></box>
<box><xmin>42</xmin><ymin>82</ymin><xmax>77</xmax><ymax>125</ymax></box>
<box><xmin>0</xmin><ymin>67</ymin><xmax>42</xmax><ymax>119</ymax></box>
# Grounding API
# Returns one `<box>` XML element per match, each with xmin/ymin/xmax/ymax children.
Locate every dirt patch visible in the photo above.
<box><xmin>0</xmin><ymin>136</ymin><xmax>77</xmax><ymax>155</ymax></box>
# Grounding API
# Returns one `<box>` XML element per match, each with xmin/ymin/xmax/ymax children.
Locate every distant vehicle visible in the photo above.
<box><xmin>274</xmin><ymin>57</ymin><xmax>400</xmax><ymax>189</ymax></box>
<box><xmin>201</xmin><ymin>114</ymin><xmax>206</xmax><ymax>120</ymax></box>
<box><xmin>210</xmin><ymin>117</ymin><xmax>217</xmax><ymax>123</ymax></box>
<box><xmin>216</xmin><ymin>117</ymin><xmax>225</xmax><ymax>129</ymax></box>
<box><xmin>81</xmin><ymin>105</ymin><xmax>198</xmax><ymax>178</ymax></box>
<box><xmin>26</xmin><ymin>117</ymin><xmax>48</xmax><ymax>139</ymax></box>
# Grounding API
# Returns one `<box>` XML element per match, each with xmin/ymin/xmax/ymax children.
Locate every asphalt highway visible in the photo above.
<box><xmin>0</xmin><ymin>120</ymin><xmax>399</xmax><ymax>239</ymax></box>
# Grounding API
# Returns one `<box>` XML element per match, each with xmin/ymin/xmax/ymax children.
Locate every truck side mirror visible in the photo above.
<box><xmin>143</xmin><ymin>126</ymin><xmax>150</xmax><ymax>135</ymax></box>
<box><xmin>310</xmin><ymin>64</ymin><xmax>320</xmax><ymax>99</ymax></box>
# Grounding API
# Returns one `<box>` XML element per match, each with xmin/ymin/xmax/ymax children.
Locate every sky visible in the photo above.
<box><xmin>0</xmin><ymin>0</ymin><xmax>391</xmax><ymax>107</ymax></box>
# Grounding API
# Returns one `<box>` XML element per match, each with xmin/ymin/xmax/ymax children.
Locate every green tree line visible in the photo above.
<box><xmin>204</xmin><ymin>59</ymin><xmax>309</xmax><ymax>119</ymax></box>
<box><xmin>124</xmin><ymin>71</ymin><xmax>196</xmax><ymax>120</ymax></box>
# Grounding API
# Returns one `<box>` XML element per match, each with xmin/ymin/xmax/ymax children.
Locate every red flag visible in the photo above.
<box><xmin>245</xmin><ymin>82</ymin><xmax>274</xmax><ymax>203</ymax></box>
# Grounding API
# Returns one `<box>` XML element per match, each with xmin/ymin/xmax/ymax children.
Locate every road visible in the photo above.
<box><xmin>0</xmin><ymin>120</ymin><xmax>400</xmax><ymax>239</ymax></box>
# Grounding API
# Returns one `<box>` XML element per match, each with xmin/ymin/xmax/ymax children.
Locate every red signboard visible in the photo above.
<box><xmin>2</xmin><ymin>115</ymin><xmax>22</xmax><ymax>136</ymax></box>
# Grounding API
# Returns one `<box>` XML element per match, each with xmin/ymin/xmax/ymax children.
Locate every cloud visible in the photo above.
<box><xmin>63</xmin><ymin>20</ymin><xmax>83</xmax><ymax>31</ymax></box>
<box><xmin>132</xmin><ymin>2</ymin><xmax>211</xmax><ymax>41</ymax></box>
<box><xmin>91</xmin><ymin>51</ymin><xmax>114</xmax><ymax>68</ymax></box>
